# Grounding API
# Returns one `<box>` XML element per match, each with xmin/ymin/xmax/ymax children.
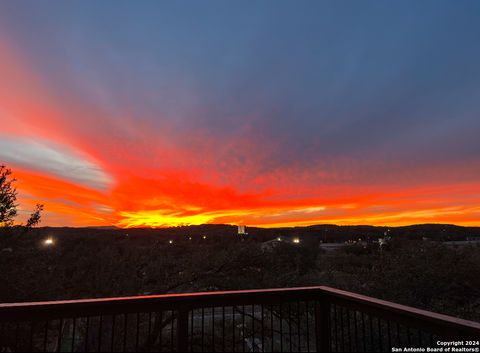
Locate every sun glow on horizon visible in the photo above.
<box><xmin>112</xmin><ymin>203</ymin><xmax>480</xmax><ymax>228</ymax></box>
<box><xmin>117</xmin><ymin>210</ymin><xmax>215</xmax><ymax>228</ymax></box>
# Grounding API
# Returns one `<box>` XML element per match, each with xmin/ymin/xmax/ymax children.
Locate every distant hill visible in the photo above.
<box><xmin>84</xmin><ymin>226</ymin><xmax>120</xmax><ymax>230</ymax></box>
<box><xmin>29</xmin><ymin>223</ymin><xmax>480</xmax><ymax>243</ymax></box>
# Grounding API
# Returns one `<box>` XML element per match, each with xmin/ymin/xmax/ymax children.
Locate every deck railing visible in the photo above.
<box><xmin>0</xmin><ymin>286</ymin><xmax>479</xmax><ymax>352</ymax></box>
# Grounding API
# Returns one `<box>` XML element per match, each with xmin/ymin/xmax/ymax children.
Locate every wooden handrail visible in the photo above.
<box><xmin>318</xmin><ymin>286</ymin><xmax>480</xmax><ymax>338</ymax></box>
<box><xmin>0</xmin><ymin>286</ymin><xmax>323</xmax><ymax>320</ymax></box>
<box><xmin>1</xmin><ymin>286</ymin><xmax>479</xmax><ymax>344</ymax></box>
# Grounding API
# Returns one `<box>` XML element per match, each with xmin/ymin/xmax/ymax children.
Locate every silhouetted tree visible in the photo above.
<box><xmin>0</xmin><ymin>165</ymin><xmax>17</xmax><ymax>227</ymax></box>
<box><xmin>0</xmin><ymin>165</ymin><xmax>43</xmax><ymax>229</ymax></box>
<box><xmin>26</xmin><ymin>204</ymin><xmax>44</xmax><ymax>228</ymax></box>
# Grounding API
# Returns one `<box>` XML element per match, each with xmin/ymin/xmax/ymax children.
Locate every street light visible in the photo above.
<box><xmin>43</xmin><ymin>238</ymin><xmax>54</xmax><ymax>246</ymax></box>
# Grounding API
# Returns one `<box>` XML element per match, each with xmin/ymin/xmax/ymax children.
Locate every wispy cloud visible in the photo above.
<box><xmin>0</xmin><ymin>135</ymin><xmax>112</xmax><ymax>190</ymax></box>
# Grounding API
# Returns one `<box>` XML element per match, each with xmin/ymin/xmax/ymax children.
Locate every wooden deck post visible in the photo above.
<box><xmin>177</xmin><ymin>308</ymin><xmax>189</xmax><ymax>352</ymax></box>
<box><xmin>315</xmin><ymin>298</ymin><xmax>331</xmax><ymax>352</ymax></box>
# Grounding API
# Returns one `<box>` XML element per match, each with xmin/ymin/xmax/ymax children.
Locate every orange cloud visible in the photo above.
<box><xmin>2</xmin><ymin>37</ymin><xmax>480</xmax><ymax>228</ymax></box>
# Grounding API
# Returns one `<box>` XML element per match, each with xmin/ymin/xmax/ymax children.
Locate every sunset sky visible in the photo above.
<box><xmin>1</xmin><ymin>1</ymin><xmax>480</xmax><ymax>228</ymax></box>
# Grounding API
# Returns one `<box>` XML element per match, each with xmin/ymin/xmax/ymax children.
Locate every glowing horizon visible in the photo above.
<box><xmin>1</xmin><ymin>1</ymin><xmax>480</xmax><ymax>228</ymax></box>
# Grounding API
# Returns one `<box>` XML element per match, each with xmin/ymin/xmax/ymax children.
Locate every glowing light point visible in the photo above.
<box><xmin>43</xmin><ymin>238</ymin><xmax>54</xmax><ymax>246</ymax></box>
<box><xmin>169</xmin><ymin>240</ymin><xmax>173</xmax><ymax>244</ymax></box>
<box><xmin>293</xmin><ymin>237</ymin><xmax>300</xmax><ymax>244</ymax></box>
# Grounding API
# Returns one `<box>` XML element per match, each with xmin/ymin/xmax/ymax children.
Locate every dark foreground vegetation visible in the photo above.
<box><xmin>1</xmin><ymin>224</ymin><xmax>479</xmax><ymax>323</ymax></box>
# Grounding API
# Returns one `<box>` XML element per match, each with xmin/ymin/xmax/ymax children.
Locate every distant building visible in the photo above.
<box><xmin>378</xmin><ymin>236</ymin><xmax>391</xmax><ymax>247</ymax></box>
<box><xmin>319</xmin><ymin>242</ymin><xmax>346</xmax><ymax>252</ymax></box>
<box><xmin>261</xmin><ymin>236</ymin><xmax>302</xmax><ymax>251</ymax></box>
<box><xmin>238</xmin><ymin>225</ymin><xmax>248</xmax><ymax>240</ymax></box>
<box><xmin>261</xmin><ymin>238</ymin><xmax>282</xmax><ymax>252</ymax></box>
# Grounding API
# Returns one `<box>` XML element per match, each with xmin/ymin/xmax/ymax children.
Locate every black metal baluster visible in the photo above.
<box><xmin>85</xmin><ymin>317</ymin><xmax>90</xmax><ymax>352</ymax></box>
<box><xmin>201</xmin><ymin>308</ymin><xmax>204</xmax><ymax>353</ymax></box>
<box><xmin>396</xmin><ymin>323</ymin><xmax>400</xmax><ymax>346</ymax></box>
<box><xmin>98</xmin><ymin>316</ymin><xmax>103</xmax><ymax>352</ymax></box>
<box><xmin>232</xmin><ymin>306</ymin><xmax>236</xmax><ymax>353</ymax></box>
<box><xmin>170</xmin><ymin>311</ymin><xmax>174</xmax><ymax>352</ymax></box>
<box><xmin>71</xmin><ymin>318</ymin><xmax>76</xmax><ymax>352</ymax></box>
<box><xmin>288</xmin><ymin>303</ymin><xmax>292</xmax><ymax>352</ymax></box>
<box><xmin>270</xmin><ymin>305</ymin><xmax>274</xmax><ymax>352</ymax></box>
<box><xmin>159</xmin><ymin>312</ymin><xmax>163</xmax><ymax>353</ymax></box>
<box><xmin>57</xmin><ymin>319</ymin><xmax>63</xmax><ymax>352</ymax></box>
<box><xmin>212</xmin><ymin>307</ymin><xmax>215</xmax><ymax>352</ymax></box>
<box><xmin>135</xmin><ymin>313</ymin><xmax>140</xmax><ymax>352</ymax></box>
<box><xmin>387</xmin><ymin>321</ymin><xmax>391</xmax><ymax>350</ymax></box>
<box><xmin>251</xmin><ymin>305</ymin><xmax>255</xmax><ymax>353</ymax></box>
<box><xmin>353</xmin><ymin>311</ymin><xmax>359</xmax><ymax>352</ymax></box>
<box><xmin>297</xmin><ymin>302</ymin><xmax>301</xmax><ymax>352</ymax></box>
<box><xmin>222</xmin><ymin>306</ymin><xmax>225</xmax><ymax>352</ymax></box>
<box><xmin>377</xmin><ymin>318</ymin><xmax>382</xmax><ymax>352</ymax></box>
<box><xmin>361</xmin><ymin>312</ymin><xmax>366</xmax><ymax>353</ymax></box>
<box><xmin>334</xmin><ymin>305</ymin><xmax>339</xmax><ymax>352</ymax></box>
<box><xmin>148</xmin><ymin>313</ymin><xmax>152</xmax><ymax>353</ymax></box>
<box><xmin>29</xmin><ymin>321</ymin><xmax>35</xmax><ymax>351</ymax></box>
<box><xmin>111</xmin><ymin>315</ymin><xmax>116</xmax><ymax>352</ymax></box>
<box><xmin>261</xmin><ymin>304</ymin><xmax>265</xmax><ymax>353</ymax></box>
<box><xmin>190</xmin><ymin>310</ymin><xmax>194</xmax><ymax>353</ymax></box>
<box><xmin>305</xmin><ymin>302</ymin><xmax>310</xmax><ymax>353</ymax></box>
<box><xmin>123</xmin><ymin>314</ymin><xmax>128</xmax><ymax>353</ymax></box>
<box><xmin>279</xmin><ymin>303</ymin><xmax>283</xmax><ymax>353</ymax></box>
<box><xmin>242</xmin><ymin>305</ymin><xmax>245</xmax><ymax>353</ymax></box>
<box><xmin>346</xmin><ymin>309</ymin><xmax>351</xmax><ymax>352</ymax></box>
<box><xmin>369</xmin><ymin>315</ymin><xmax>374</xmax><ymax>352</ymax></box>
<box><xmin>0</xmin><ymin>323</ymin><xmax>4</xmax><ymax>350</ymax></box>
<box><xmin>44</xmin><ymin>320</ymin><xmax>49</xmax><ymax>352</ymax></box>
<box><xmin>14</xmin><ymin>323</ymin><xmax>19</xmax><ymax>352</ymax></box>
<box><xmin>340</xmin><ymin>307</ymin><xmax>345</xmax><ymax>352</ymax></box>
